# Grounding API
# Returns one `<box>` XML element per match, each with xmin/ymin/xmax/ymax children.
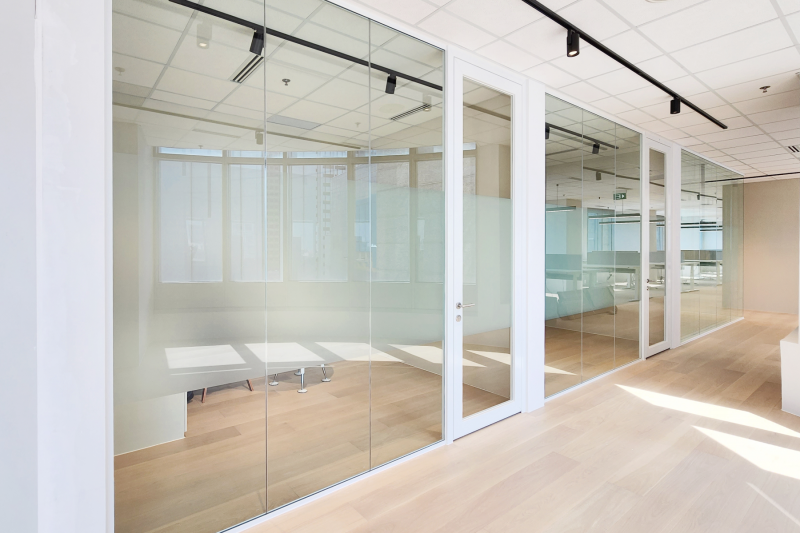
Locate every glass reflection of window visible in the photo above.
<box><xmin>229</xmin><ymin>164</ymin><xmax>283</xmax><ymax>282</ymax></box>
<box><xmin>159</xmin><ymin>160</ymin><xmax>223</xmax><ymax>283</ymax></box>
<box><xmin>463</xmin><ymin>156</ymin><xmax>477</xmax><ymax>285</ymax></box>
<box><xmin>289</xmin><ymin>164</ymin><xmax>348</xmax><ymax>281</ymax></box>
<box><xmin>356</xmin><ymin>162</ymin><xmax>411</xmax><ymax>282</ymax></box>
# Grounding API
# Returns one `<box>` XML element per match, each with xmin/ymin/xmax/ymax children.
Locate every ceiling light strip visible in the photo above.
<box><xmin>232</xmin><ymin>56</ymin><xmax>264</xmax><ymax>84</ymax></box>
<box><xmin>168</xmin><ymin>0</ymin><xmax>442</xmax><ymax>92</ymax></box>
<box><xmin>520</xmin><ymin>0</ymin><xmax>728</xmax><ymax>130</ymax></box>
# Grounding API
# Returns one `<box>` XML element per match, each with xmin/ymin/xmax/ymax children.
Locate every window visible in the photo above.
<box><xmin>159</xmin><ymin>160</ymin><xmax>223</xmax><ymax>282</ymax></box>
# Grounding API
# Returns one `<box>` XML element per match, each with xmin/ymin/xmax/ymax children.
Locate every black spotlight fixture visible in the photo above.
<box><xmin>545</xmin><ymin>125</ymin><xmax>550</xmax><ymax>139</ymax></box>
<box><xmin>385</xmin><ymin>74</ymin><xmax>397</xmax><ymax>94</ymax></box>
<box><xmin>592</xmin><ymin>143</ymin><xmax>600</xmax><ymax>155</ymax></box>
<box><xmin>567</xmin><ymin>29</ymin><xmax>580</xmax><ymax>57</ymax></box>
<box><xmin>596</xmin><ymin>171</ymin><xmax>601</xmax><ymax>181</ymax></box>
<box><xmin>249</xmin><ymin>31</ymin><xmax>264</xmax><ymax>55</ymax></box>
<box><xmin>670</xmin><ymin>97</ymin><xmax>681</xmax><ymax>115</ymax></box>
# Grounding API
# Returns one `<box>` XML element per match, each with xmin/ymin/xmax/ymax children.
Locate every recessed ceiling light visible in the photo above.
<box><xmin>197</xmin><ymin>21</ymin><xmax>211</xmax><ymax>49</ymax></box>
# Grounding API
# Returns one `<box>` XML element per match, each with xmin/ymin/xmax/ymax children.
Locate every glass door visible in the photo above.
<box><xmin>644</xmin><ymin>139</ymin><xmax>671</xmax><ymax>356</ymax></box>
<box><xmin>452</xmin><ymin>58</ymin><xmax>523</xmax><ymax>439</ymax></box>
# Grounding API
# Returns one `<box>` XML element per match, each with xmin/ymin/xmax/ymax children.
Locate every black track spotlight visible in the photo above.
<box><xmin>567</xmin><ymin>29</ymin><xmax>580</xmax><ymax>57</ymax></box>
<box><xmin>249</xmin><ymin>31</ymin><xmax>264</xmax><ymax>55</ymax></box>
<box><xmin>385</xmin><ymin>74</ymin><xmax>397</xmax><ymax>94</ymax></box>
<box><xmin>670</xmin><ymin>97</ymin><xmax>681</xmax><ymax>115</ymax></box>
<box><xmin>596</xmin><ymin>171</ymin><xmax>601</xmax><ymax>181</ymax></box>
<box><xmin>545</xmin><ymin>125</ymin><xmax>550</xmax><ymax>139</ymax></box>
<box><xmin>592</xmin><ymin>143</ymin><xmax>600</xmax><ymax>155</ymax></box>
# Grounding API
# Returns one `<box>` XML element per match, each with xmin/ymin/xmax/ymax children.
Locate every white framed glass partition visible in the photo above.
<box><xmin>449</xmin><ymin>56</ymin><xmax>526</xmax><ymax>439</ymax></box>
<box><xmin>643</xmin><ymin>137</ymin><xmax>672</xmax><ymax>357</ymax></box>
<box><xmin>543</xmin><ymin>94</ymin><xmax>642</xmax><ymax>398</ymax></box>
<box><xmin>111</xmin><ymin>1</ymin><xmax>447</xmax><ymax>530</ymax></box>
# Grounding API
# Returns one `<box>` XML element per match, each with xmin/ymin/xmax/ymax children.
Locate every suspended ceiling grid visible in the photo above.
<box><xmin>354</xmin><ymin>0</ymin><xmax>800</xmax><ymax>179</ymax></box>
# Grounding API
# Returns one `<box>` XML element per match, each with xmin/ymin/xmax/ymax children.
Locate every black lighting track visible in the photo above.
<box><xmin>546</xmin><ymin>122</ymin><xmax>617</xmax><ymax>149</ymax></box>
<box><xmin>520</xmin><ymin>0</ymin><xmax>728</xmax><ymax>130</ymax></box>
<box><xmin>169</xmin><ymin>0</ymin><xmax>442</xmax><ymax>92</ymax></box>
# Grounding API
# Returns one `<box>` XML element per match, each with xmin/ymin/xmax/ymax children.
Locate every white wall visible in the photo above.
<box><xmin>744</xmin><ymin>179</ymin><xmax>800</xmax><ymax>315</ymax></box>
<box><xmin>0</xmin><ymin>2</ymin><xmax>38</xmax><ymax>532</ymax></box>
<box><xmin>37</xmin><ymin>0</ymin><xmax>110</xmax><ymax>531</ymax></box>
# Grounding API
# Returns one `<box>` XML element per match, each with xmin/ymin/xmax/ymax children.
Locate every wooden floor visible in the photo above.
<box><xmin>249</xmin><ymin>310</ymin><xmax>800</xmax><ymax>533</ymax></box>
<box><xmin>114</xmin><ymin>358</ymin><xmax>503</xmax><ymax>533</ymax></box>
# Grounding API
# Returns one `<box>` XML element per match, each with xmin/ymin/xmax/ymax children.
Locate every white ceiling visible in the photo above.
<box><xmin>355</xmin><ymin>0</ymin><xmax>800</xmax><ymax>179</ymax></box>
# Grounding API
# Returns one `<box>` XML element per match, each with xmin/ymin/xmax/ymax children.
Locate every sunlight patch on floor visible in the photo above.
<box><xmin>619</xmin><ymin>385</ymin><xmax>800</xmax><ymax>438</ymax></box>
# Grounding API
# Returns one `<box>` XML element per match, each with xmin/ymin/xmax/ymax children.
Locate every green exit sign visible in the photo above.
<box><xmin>613</xmin><ymin>192</ymin><xmax>627</xmax><ymax>201</ymax></box>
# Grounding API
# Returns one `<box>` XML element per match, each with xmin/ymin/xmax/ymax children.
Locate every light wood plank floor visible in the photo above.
<box><xmin>251</xmin><ymin>310</ymin><xmax>800</xmax><ymax>533</ymax></box>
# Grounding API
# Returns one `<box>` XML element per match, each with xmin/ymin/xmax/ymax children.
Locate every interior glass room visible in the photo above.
<box><xmin>111</xmin><ymin>0</ymin><xmax>446</xmax><ymax>531</ymax></box>
<box><xmin>544</xmin><ymin>94</ymin><xmax>642</xmax><ymax>397</ymax></box>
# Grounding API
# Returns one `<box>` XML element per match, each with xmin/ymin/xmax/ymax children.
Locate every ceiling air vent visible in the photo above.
<box><xmin>390</xmin><ymin>104</ymin><xmax>432</xmax><ymax>121</ymax></box>
<box><xmin>789</xmin><ymin>145</ymin><xmax>799</xmax><ymax>153</ymax></box>
<box><xmin>231</xmin><ymin>55</ymin><xmax>264</xmax><ymax>84</ymax></box>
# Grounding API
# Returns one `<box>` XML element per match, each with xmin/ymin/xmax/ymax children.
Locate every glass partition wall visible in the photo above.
<box><xmin>680</xmin><ymin>151</ymin><xmax>744</xmax><ymax>342</ymax></box>
<box><xmin>112</xmin><ymin>1</ymin><xmax>444</xmax><ymax>531</ymax></box>
<box><xmin>544</xmin><ymin>95</ymin><xmax>642</xmax><ymax>397</ymax></box>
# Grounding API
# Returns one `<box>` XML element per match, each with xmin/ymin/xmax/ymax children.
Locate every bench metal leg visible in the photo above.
<box><xmin>269</xmin><ymin>374</ymin><xmax>279</xmax><ymax>386</ymax></box>
<box><xmin>321</xmin><ymin>364</ymin><xmax>331</xmax><ymax>383</ymax></box>
<box><xmin>298</xmin><ymin>368</ymin><xmax>307</xmax><ymax>393</ymax></box>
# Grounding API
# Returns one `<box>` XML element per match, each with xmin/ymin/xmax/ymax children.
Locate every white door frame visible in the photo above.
<box><xmin>445</xmin><ymin>49</ymin><xmax>528</xmax><ymax>440</ymax></box>
<box><xmin>642</xmin><ymin>136</ymin><xmax>673</xmax><ymax>357</ymax></box>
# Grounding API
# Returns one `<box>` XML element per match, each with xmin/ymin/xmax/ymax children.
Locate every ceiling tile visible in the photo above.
<box><xmin>170</xmin><ymin>37</ymin><xmax>252</xmax><ymax>81</ymax></box>
<box><xmin>712</xmin><ymin>134</ymin><xmax>773</xmax><ymax>149</ymax></box>
<box><xmin>590</xmin><ymin>97</ymin><xmax>634</xmax><ymax>115</ymax></box>
<box><xmin>506</xmin><ymin>18</ymin><xmax>569</xmax><ymax>61</ymax></box>
<box><xmin>602</xmin><ymin>31</ymin><xmax>662</xmax><ymax>64</ymax></box>
<box><xmin>789</xmin><ymin>11</ymin><xmax>800</xmax><ymax>36</ymax></box>
<box><xmin>779</xmin><ymin>0</ymin><xmax>800</xmax><ymax>15</ymax></box>
<box><xmin>479</xmin><ymin>40</ymin><xmax>542</xmax><ymax>71</ymax></box>
<box><xmin>550</xmin><ymin>46</ymin><xmax>623</xmax><ymax>79</ymax></box>
<box><xmin>773</xmin><ymin>130</ymin><xmax>800</xmax><ymax>142</ymax></box>
<box><xmin>635</xmin><ymin>56</ymin><xmax>688</xmax><ymax>82</ymax></box>
<box><xmin>588</xmin><ymin>68</ymin><xmax>650</xmax><ymax>95</ymax></box>
<box><xmin>113</xmin><ymin>13</ymin><xmax>182</xmax><ymax>64</ymax></box>
<box><xmin>556</xmin><ymin>0</ymin><xmax>629</xmax><ymax>40</ymax></box>
<box><xmin>734</xmin><ymin>89</ymin><xmax>800</xmax><ymax>115</ymax></box>
<box><xmin>724</xmin><ymin>141</ymin><xmax>782</xmax><ymax>155</ymax></box>
<box><xmin>616</xmin><ymin>109</ymin><xmax>655</xmax><ymax>124</ymax></box>
<box><xmin>664</xmin><ymin>76</ymin><xmax>708</xmax><ymax>97</ymax></box>
<box><xmin>762</xmin><ymin>118</ymin><xmax>800</xmax><ymax>134</ymax></box>
<box><xmin>618</xmin><ymin>85</ymin><xmax>671</xmax><ymax>108</ymax></box>
<box><xmin>559</xmin><ymin>81</ymin><xmax>609</xmax><ymax>103</ymax></box>
<box><xmin>749</xmin><ymin>105</ymin><xmax>800</xmax><ymax>124</ymax></box>
<box><xmin>638</xmin><ymin>119</ymin><xmax>672</xmax><ymax>133</ymax></box>
<box><xmin>525</xmin><ymin>63</ymin><xmax>579</xmax><ymax>88</ymax></box>
<box><xmin>418</xmin><ymin>10</ymin><xmax>496</xmax><ymax>51</ymax></box>
<box><xmin>715</xmin><ymin>70</ymin><xmax>800</xmax><ymax>103</ymax></box>
<box><xmin>358</xmin><ymin>0</ymin><xmax>437</xmax><ymax>25</ymax></box>
<box><xmin>661</xmin><ymin>112</ymin><xmax>709</xmax><ymax>128</ymax></box>
<box><xmin>696</xmin><ymin>48</ymin><xmax>800</xmax><ymax>90</ymax></box>
<box><xmin>445</xmin><ymin>0</ymin><xmax>542</xmax><ymax>37</ymax></box>
<box><xmin>640</xmin><ymin>0</ymin><xmax>778</xmax><ymax>53</ymax></box>
<box><xmin>671</xmin><ymin>20</ymin><xmax>793</xmax><ymax>73</ymax></box>
<box><xmin>697</xmin><ymin>125</ymin><xmax>764</xmax><ymax>143</ymax></box>
<box><xmin>600</xmin><ymin>0</ymin><xmax>706</xmax><ymax>26</ymax></box>
<box><xmin>112</xmin><ymin>53</ymin><xmax>165</xmax><ymax>89</ymax></box>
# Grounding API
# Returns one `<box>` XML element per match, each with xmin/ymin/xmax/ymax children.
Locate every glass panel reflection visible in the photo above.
<box><xmin>544</xmin><ymin>95</ymin><xmax>642</xmax><ymax>398</ymax></box>
<box><xmin>113</xmin><ymin>0</ymin><xmax>444</xmax><ymax>530</ymax></box>
<box><xmin>648</xmin><ymin>149</ymin><xmax>667</xmax><ymax>346</ymax></box>
<box><xmin>680</xmin><ymin>151</ymin><xmax>744</xmax><ymax>343</ymax></box>
<box><xmin>461</xmin><ymin>79</ymin><xmax>513</xmax><ymax>417</ymax></box>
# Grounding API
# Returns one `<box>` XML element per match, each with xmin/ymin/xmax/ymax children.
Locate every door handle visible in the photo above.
<box><xmin>456</xmin><ymin>302</ymin><xmax>475</xmax><ymax>309</ymax></box>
